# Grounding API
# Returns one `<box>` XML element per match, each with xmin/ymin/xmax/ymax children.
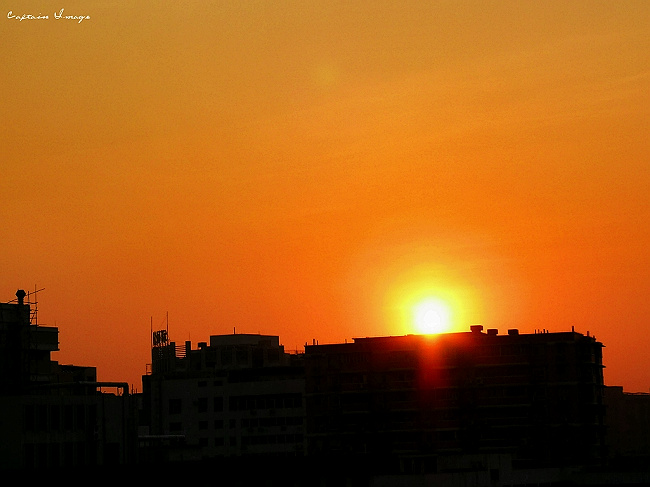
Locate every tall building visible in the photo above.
<box><xmin>141</xmin><ymin>332</ymin><xmax>306</xmax><ymax>463</ymax></box>
<box><xmin>0</xmin><ymin>289</ymin><xmax>59</xmax><ymax>392</ymax></box>
<box><xmin>304</xmin><ymin>325</ymin><xmax>606</xmax><ymax>473</ymax></box>
<box><xmin>0</xmin><ymin>290</ymin><xmax>136</xmax><ymax>471</ymax></box>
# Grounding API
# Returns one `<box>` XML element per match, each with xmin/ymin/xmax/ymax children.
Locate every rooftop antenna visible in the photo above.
<box><xmin>27</xmin><ymin>286</ymin><xmax>45</xmax><ymax>325</ymax></box>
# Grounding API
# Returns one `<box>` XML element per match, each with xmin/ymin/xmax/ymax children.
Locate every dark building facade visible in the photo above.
<box><xmin>304</xmin><ymin>326</ymin><xmax>606</xmax><ymax>473</ymax></box>
<box><xmin>0</xmin><ymin>290</ymin><xmax>136</xmax><ymax>471</ymax></box>
<box><xmin>0</xmin><ymin>290</ymin><xmax>59</xmax><ymax>392</ymax></box>
<box><xmin>141</xmin><ymin>332</ymin><xmax>306</xmax><ymax>463</ymax></box>
<box><xmin>604</xmin><ymin>386</ymin><xmax>650</xmax><ymax>465</ymax></box>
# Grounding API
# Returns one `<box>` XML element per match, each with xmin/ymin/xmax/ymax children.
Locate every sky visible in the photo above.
<box><xmin>2</xmin><ymin>1</ymin><xmax>649</xmax><ymax>392</ymax></box>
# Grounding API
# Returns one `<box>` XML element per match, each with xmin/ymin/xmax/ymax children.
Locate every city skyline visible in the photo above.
<box><xmin>4</xmin><ymin>292</ymin><xmax>631</xmax><ymax>478</ymax></box>
<box><xmin>2</xmin><ymin>1</ymin><xmax>649</xmax><ymax>392</ymax></box>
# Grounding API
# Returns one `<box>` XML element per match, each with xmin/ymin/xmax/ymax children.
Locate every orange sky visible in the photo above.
<box><xmin>2</xmin><ymin>1</ymin><xmax>649</xmax><ymax>392</ymax></box>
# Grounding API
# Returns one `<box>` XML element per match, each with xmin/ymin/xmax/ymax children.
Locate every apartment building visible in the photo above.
<box><xmin>304</xmin><ymin>325</ymin><xmax>606</xmax><ymax>473</ymax></box>
<box><xmin>141</xmin><ymin>332</ymin><xmax>306</xmax><ymax>463</ymax></box>
<box><xmin>0</xmin><ymin>290</ymin><xmax>136</xmax><ymax>471</ymax></box>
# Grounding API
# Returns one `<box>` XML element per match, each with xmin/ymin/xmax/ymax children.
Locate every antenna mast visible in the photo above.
<box><xmin>27</xmin><ymin>286</ymin><xmax>45</xmax><ymax>325</ymax></box>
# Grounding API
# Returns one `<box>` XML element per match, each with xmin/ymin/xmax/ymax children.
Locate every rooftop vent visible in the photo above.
<box><xmin>16</xmin><ymin>289</ymin><xmax>26</xmax><ymax>305</ymax></box>
<box><xmin>470</xmin><ymin>325</ymin><xmax>483</xmax><ymax>334</ymax></box>
<box><xmin>507</xmin><ymin>329</ymin><xmax>519</xmax><ymax>336</ymax></box>
<box><xmin>487</xmin><ymin>329</ymin><xmax>498</xmax><ymax>335</ymax></box>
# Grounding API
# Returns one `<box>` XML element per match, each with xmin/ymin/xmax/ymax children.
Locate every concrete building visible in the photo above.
<box><xmin>0</xmin><ymin>289</ymin><xmax>59</xmax><ymax>392</ymax></box>
<box><xmin>304</xmin><ymin>326</ymin><xmax>606</xmax><ymax>474</ymax></box>
<box><xmin>604</xmin><ymin>386</ymin><xmax>650</xmax><ymax>465</ymax></box>
<box><xmin>0</xmin><ymin>290</ymin><xmax>136</xmax><ymax>471</ymax></box>
<box><xmin>141</xmin><ymin>332</ymin><xmax>305</xmax><ymax>463</ymax></box>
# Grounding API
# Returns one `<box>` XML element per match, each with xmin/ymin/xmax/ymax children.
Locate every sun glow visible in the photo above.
<box><xmin>413</xmin><ymin>297</ymin><xmax>452</xmax><ymax>334</ymax></box>
<box><xmin>376</xmin><ymin>256</ymin><xmax>481</xmax><ymax>337</ymax></box>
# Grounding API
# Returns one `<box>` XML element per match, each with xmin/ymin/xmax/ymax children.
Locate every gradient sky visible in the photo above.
<box><xmin>2</xmin><ymin>1</ymin><xmax>649</xmax><ymax>392</ymax></box>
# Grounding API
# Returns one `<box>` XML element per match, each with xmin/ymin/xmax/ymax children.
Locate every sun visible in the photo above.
<box><xmin>413</xmin><ymin>297</ymin><xmax>452</xmax><ymax>335</ymax></box>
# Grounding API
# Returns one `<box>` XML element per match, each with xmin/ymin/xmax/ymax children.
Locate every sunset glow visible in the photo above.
<box><xmin>413</xmin><ymin>298</ymin><xmax>451</xmax><ymax>335</ymax></box>
<box><xmin>2</xmin><ymin>1</ymin><xmax>649</xmax><ymax>392</ymax></box>
<box><xmin>384</xmin><ymin>269</ymin><xmax>475</xmax><ymax>338</ymax></box>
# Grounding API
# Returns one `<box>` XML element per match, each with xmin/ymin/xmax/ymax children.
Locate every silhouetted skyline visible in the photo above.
<box><xmin>3</xmin><ymin>290</ymin><xmax>650</xmax><ymax>483</ymax></box>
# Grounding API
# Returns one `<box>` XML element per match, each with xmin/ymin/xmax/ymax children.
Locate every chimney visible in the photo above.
<box><xmin>508</xmin><ymin>329</ymin><xmax>519</xmax><ymax>336</ymax></box>
<box><xmin>487</xmin><ymin>329</ymin><xmax>498</xmax><ymax>335</ymax></box>
<box><xmin>16</xmin><ymin>289</ymin><xmax>26</xmax><ymax>305</ymax></box>
<box><xmin>470</xmin><ymin>325</ymin><xmax>483</xmax><ymax>334</ymax></box>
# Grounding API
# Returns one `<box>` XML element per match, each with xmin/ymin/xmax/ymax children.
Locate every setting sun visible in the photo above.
<box><xmin>413</xmin><ymin>298</ymin><xmax>452</xmax><ymax>335</ymax></box>
<box><xmin>382</xmin><ymin>266</ymin><xmax>480</xmax><ymax>337</ymax></box>
<box><xmin>2</xmin><ymin>1</ymin><xmax>648</xmax><ymax>394</ymax></box>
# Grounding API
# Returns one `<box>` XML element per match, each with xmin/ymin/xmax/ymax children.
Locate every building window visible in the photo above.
<box><xmin>64</xmin><ymin>405</ymin><xmax>73</xmax><ymax>431</ymax></box>
<box><xmin>236</xmin><ymin>349</ymin><xmax>248</xmax><ymax>364</ymax></box>
<box><xmin>50</xmin><ymin>405</ymin><xmax>60</xmax><ymax>431</ymax></box>
<box><xmin>221</xmin><ymin>348</ymin><xmax>232</xmax><ymax>365</ymax></box>
<box><xmin>75</xmin><ymin>405</ymin><xmax>85</xmax><ymax>430</ymax></box>
<box><xmin>198</xmin><ymin>397</ymin><xmax>208</xmax><ymax>413</ymax></box>
<box><xmin>214</xmin><ymin>396</ymin><xmax>223</xmax><ymax>412</ymax></box>
<box><xmin>169</xmin><ymin>399</ymin><xmax>182</xmax><ymax>415</ymax></box>
<box><xmin>37</xmin><ymin>405</ymin><xmax>48</xmax><ymax>431</ymax></box>
<box><xmin>24</xmin><ymin>405</ymin><xmax>35</xmax><ymax>432</ymax></box>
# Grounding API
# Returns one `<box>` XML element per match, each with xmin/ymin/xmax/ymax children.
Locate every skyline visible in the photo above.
<box><xmin>2</xmin><ymin>1</ymin><xmax>649</xmax><ymax>391</ymax></box>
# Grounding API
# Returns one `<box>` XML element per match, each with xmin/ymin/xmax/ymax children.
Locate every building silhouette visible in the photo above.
<box><xmin>5</xmin><ymin>284</ymin><xmax>649</xmax><ymax>483</ymax></box>
<box><xmin>603</xmin><ymin>386</ymin><xmax>650</xmax><ymax>465</ymax></box>
<box><xmin>138</xmin><ymin>324</ymin><xmax>624</xmax><ymax>484</ymax></box>
<box><xmin>141</xmin><ymin>331</ymin><xmax>305</xmax><ymax>464</ymax></box>
<box><xmin>304</xmin><ymin>325</ymin><xmax>606</xmax><ymax>475</ymax></box>
<box><xmin>0</xmin><ymin>290</ymin><xmax>136</xmax><ymax>471</ymax></box>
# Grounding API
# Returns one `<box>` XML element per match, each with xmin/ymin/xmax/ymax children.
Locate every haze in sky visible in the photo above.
<box><xmin>2</xmin><ymin>1</ymin><xmax>649</xmax><ymax>391</ymax></box>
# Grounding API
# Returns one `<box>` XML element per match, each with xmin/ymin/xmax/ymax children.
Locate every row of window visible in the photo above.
<box><xmin>194</xmin><ymin>434</ymin><xmax>303</xmax><ymax>448</ymax></box>
<box><xmin>230</xmin><ymin>393</ymin><xmax>303</xmax><ymax>411</ymax></box>
<box><xmin>168</xmin><ymin>393</ymin><xmax>303</xmax><ymax>415</ymax></box>
<box><xmin>168</xmin><ymin>414</ymin><xmax>304</xmax><ymax>433</ymax></box>
<box><xmin>23</xmin><ymin>403</ymin><xmax>97</xmax><ymax>433</ymax></box>
<box><xmin>196</xmin><ymin>347</ymin><xmax>282</xmax><ymax>367</ymax></box>
<box><xmin>241</xmin><ymin>433</ymin><xmax>304</xmax><ymax>447</ymax></box>
<box><xmin>23</xmin><ymin>441</ymin><xmax>99</xmax><ymax>469</ymax></box>
<box><xmin>241</xmin><ymin>416</ymin><xmax>303</xmax><ymax>428</ymax></box>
